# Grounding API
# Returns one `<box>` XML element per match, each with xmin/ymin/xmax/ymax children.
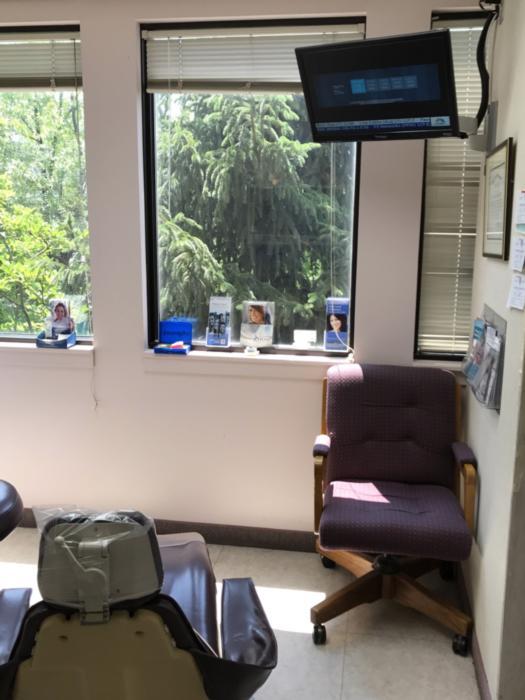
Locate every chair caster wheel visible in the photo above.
<box><xmin>452</xmin><ymin>634</ymin><xmax>469</xmax><ymax>656</ymax></box>
<box><xmin>321</xmin><ymin>556</ymin><xmax>336</xmax><ymax>569</ymax></box>
<box><xmin>439</xmin><ymin>561</ymin><xmax>456</xmax><ymax>581</ymax></box>
<box><xmin>313</xmin><ymin>624</ymin><xmax>327</xmax><ymax>645</ymax></box>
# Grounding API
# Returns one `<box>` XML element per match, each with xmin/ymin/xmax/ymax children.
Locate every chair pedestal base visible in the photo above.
<box><xmin>311</xmin><ymin>543</ymin><xmax>472</xmax><ymax>640</ymax></box>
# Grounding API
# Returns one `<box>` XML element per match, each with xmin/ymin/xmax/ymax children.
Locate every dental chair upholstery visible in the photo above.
<box><xmin>0</xmin><ymin>483</ymin><xmax>31</xmax><ymax>667</ymax></box>
<box><xmin>0</xmin><ymin>496</ymin><xmax>277</xmax><ymax>700</ymax></box>
<box><xmin>311</xmin><ymin>364</ymin><xmax>477</xmax><ymax>655</ymax></box>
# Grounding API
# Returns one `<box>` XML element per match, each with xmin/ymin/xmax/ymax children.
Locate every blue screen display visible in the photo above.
<box><xmin>315</xmin><ymin>64</ymin><xmax>440</xmax><ymax>109</ymax></box>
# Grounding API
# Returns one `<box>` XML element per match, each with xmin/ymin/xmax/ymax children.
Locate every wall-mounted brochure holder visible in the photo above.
<box><xmin>462</xmin><ymin>305</ymin><xmax>506</xmax><ymax>410</ymax></box>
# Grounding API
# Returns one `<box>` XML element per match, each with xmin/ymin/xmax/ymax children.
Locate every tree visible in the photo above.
<box><xmin>155</xmin><ymin>92</ymin><xmax>356</xmax><ymax>343</ymax></box>
<box><xmin>0</xmin><ymin>91</ymin><xmax>91</xmax><ymax>333</ymax></box>
<box><xmin>0</xmin><ymin>176</ymin><xmax>71</xmax><ymax>331</ymax></box>
<box><xmin>158</xmin><ymin>212</ymin><xmax>233</xmax><ymax>320</ymax></box>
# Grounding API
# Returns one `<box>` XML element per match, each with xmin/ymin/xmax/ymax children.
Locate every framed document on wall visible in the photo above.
<box><xmin>483</xmin><ymin>138</ymin><xmax>513</xmax><ymax>260</ymax></box>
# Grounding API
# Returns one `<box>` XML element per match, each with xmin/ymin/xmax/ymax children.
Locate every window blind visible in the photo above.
<box><xmin>142</xmin><ymin>22</ymin><xmax>365</xmax><ymax>92</ymax></box>
<box><xmin>0</xmin><ymin>31</ymin><xmax>82</xmax><ymax>89</ymax></box>
<box><xmin>416</xmin><ymin>18</ymin><xmax>486</xmax><ymax>356</ymax></box>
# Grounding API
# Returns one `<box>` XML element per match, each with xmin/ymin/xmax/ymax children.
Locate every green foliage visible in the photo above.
<box><xmin>159</xmin><ymin>212</ymin><xmax>233</xmax><ymax>320</ymax></box>
<box><xmin>0</xmin><ymin>92</ymin><xmax>90</xmax><ymax>334</ymax></box>
<box><xmin>156</xmin><ymin>93</ymin><xmax>356</xmax><ymax>343</ymax></box>
<box><xmin>0</xmin><ymin>176</ymin><xmax>70</xmax><ymax>331</ymax></box>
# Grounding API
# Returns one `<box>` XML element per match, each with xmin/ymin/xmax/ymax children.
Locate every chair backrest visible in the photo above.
<box><xmin>325</xmin><ymin>364</ymin><xmax>457</xmax><ymax>489</ymax></box>
<box><xmin>37</xmin><ymin>511</ymin><xmax>163</xmax><ymax>622</ymax></box>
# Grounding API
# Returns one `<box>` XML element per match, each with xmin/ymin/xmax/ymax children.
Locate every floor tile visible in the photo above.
<box><xmin>1</xmin><ymin>527</ymin><xmax>39</xmax><ymax>563</ymax></box>
<box><xmin>206</xmin><ymin>543</ymin><xmax>223</xmax><ymax>566</ymax></box>
<box><xmin>341</xmin><ymin>633</ymin><xmax>479</xmax><ymax>699</ymax></box>
<box><xmin>255</xmin><ymin>628</ymin><xmax>346</xmax><ymax>700</ymax></box>
<box><xmin>213</xmin><ymin>545</ymin><xmax>354</xmax><ymax>595</ymax></box>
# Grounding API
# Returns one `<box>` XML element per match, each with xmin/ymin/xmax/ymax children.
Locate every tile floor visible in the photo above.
<box><xmin>0</xmin><ymin>528</ymin><xmax>480</xmax><ymax>699</ymax></box>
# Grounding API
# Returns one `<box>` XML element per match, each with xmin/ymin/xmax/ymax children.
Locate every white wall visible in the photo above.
<box><xmin>464</xmin><ymin>2</ymin><xmax>525</xmax><ymax>696</ymax></box>
<box><xmin>1</xmin><ymin>0</ymin><xmax>514</xmax><ymax>693</ymax></box>
<box><xmin>0</xmin><ymin>0</ymin><xmax>472</xmax><ymax>526</ymax></box>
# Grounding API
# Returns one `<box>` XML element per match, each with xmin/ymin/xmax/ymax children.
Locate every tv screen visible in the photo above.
<box><xmin>295</xmin><ymin>30</ymin><xmax>460</xmax><ymax>142</ymax></box>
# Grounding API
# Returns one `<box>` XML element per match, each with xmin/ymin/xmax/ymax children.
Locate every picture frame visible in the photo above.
<box><xmin>483</xmin><ymin>138</ymin><xmax>514</xmax><ymax>260</ymax></box>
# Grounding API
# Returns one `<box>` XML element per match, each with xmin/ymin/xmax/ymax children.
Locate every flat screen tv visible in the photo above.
<box><xmin>295</xmin><ymin>30</ymin><xmax>460</xmax><ymax>142</ymax></box>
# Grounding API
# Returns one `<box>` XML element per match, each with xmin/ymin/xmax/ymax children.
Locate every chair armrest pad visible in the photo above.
<box><xmin>452</xmin><ymin>442</ymin><xmax>477</xmax><ymax>469</ymax></box>
<box><xmin>221</xmin><ymin>578</ymin><xmax>277</xmax><ymax>669</ymax></box>
<box><xmin>0</xmin><ymin>588</ymin><xmax>31</xmax><ymax>664</ymax></box>
<box><xmin>313</xmin><ymin>434</ymin><xmax>331</xmax><ymax>457</ymax></box>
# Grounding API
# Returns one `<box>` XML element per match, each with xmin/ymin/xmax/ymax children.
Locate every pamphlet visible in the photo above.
<box><xmin>324</xmin><ymin>297</ymin><xmax>349</xmax><ymax>351</ymax></box>
<box><xmin>507</xmin><ymin>274</ymin><xmax>525</xmax><ymax>310</ymax></box>
<box><xmin>511</xmin><ymin>236</ymin><xmax>525</xmax><ymax>272</ymax></box>
<box><xmin>462</xmin><ymin>317</ymin><xmax>503</xmax><ymax>408</ymax></box>
<box><xmin>239</xmin><ymin>301</ymin><xmax>274</xmax><ymax>349</ymax></box>
<box><xmin>206</xmin><ymin>296</ymin><xmax>232</xmax><ymax>347</ymax></box>
<box><xmin>516</xmin><ymin>189</ymin><xmax>525</xmax><ymax>230</ymax></box>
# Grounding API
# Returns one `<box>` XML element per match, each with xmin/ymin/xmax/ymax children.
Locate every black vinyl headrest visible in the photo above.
<box><xmin>0</xmin><ymin>481</ymin><xmax>23</xmax><ymax>541</ymax></box>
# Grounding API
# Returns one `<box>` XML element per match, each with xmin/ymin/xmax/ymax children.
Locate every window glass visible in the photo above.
<box><xmin>153</xmin><ymin>92</ymin><xmax>356</xmax><ymax>345</ymax></box>
<box><xmin>144</xmin><ymin>22</ymin><xmax>363</xmax><ymax>350</ymax></box>
<box><xmin>416</xmin><ymin>18</ymin><xmax>485</xmax><ymax>357</ymax></box>
<box><xmin>0</xmin><ymin>32</ymin><xmax>91</xmax><ymax>337</ymax></box>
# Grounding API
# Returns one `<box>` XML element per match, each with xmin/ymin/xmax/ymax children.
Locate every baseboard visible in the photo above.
<box><xmin>471</xmin><ymin>630</ymin><xmax>492</xmax><ymax>700</ymax></box>
<box><xmin>20</xmin><ymin>508</ymin><xmax>316</xmax><ymax>553</ymax></box>
<box><xmin>457</xmin><ymin>565</ymin><xmax>492</xmax><ymax>700</ymax></box>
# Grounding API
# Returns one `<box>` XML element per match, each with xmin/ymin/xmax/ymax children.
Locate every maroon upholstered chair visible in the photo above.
<box><xmin>311</xmin><ymin>364</ymin><xmax>477</xmax><ymax>655</ymax></box>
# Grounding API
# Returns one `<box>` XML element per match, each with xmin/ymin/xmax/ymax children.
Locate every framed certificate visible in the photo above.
<box><xmin>483</xmin><ymin>138</ymin><xmax>513</xmax><ymax>260</ymax></box>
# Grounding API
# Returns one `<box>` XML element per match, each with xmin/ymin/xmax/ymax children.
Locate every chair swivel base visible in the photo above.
<box><xmin>311</xmin><ymin>542</ymin><xmax>472</xmax><ymax>656</ymax></box>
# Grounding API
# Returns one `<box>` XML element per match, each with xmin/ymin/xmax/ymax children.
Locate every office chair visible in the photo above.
<box><xmin>311</xmin><ymin>364</ymin><xmax>476</xmax><ymax>656</ymax></box>
<box><xmin>0</xmin><ymin>492</ymin><xmax>277</xmax><ymax>699</ymax></box>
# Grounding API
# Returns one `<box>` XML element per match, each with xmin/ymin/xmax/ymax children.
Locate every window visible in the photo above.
<box><xmin>0</xmin><ymin>28</ymin><xmax>91</xmax><ymax>338</ymax></box>
<box><xmin>142</xmin><ymin>20</ymin><xmax>364</xmax><ymax>350</ymax></box>
<box><xmin>415</xmin><ymin>14</ymin><xmax>488</xmax><ymax>358</ymax></box>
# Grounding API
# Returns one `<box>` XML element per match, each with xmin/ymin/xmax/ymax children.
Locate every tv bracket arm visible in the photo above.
<box><xmin>458</xmin><ymin>1</ymin><xmax>501</xmax><ymax>151</ymax></box>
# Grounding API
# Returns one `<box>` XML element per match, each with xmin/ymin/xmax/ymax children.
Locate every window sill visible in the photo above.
<box><xmin>0</xmin><ymin>341</ymin><xmax>94</xmax><ymax>370</ymax></box>
<box><xmin>412</xmin><ymin>358</ymin><xmax>463</xmax><ymax>372</ymax></box>
<box><xmin>143</xmin><ymin>348</ymin><xmax>353</xmax><ymax>381</ymax></box>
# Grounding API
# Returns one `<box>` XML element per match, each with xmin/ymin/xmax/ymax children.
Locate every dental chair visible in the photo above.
<box><xmin>0</xmin><ymin>482</ymin><xmax>277</xmax><ymax>700</ymax></box>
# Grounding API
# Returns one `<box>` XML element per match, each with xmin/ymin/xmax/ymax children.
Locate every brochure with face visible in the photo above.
<box><xmin>240</xmin><ymin>301</ymin><xmax>275</xmax><ymax>349</ymax></box>
<box><xmin>324</xmin><ymin>297</ymin><xmax>349</xmax><ymax>351</ymax></box>
<box><xmin>206</xmin><ymin>296</ymin><xmax>232</xmax><ymax>348</ymax></box>
<box><xmin>46</xmin><ymin>298</ymin><xmax>75</xmax><ymax>338</ymax></box>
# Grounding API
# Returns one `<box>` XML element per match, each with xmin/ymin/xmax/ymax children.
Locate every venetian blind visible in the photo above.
<box><xmin>417</xmin><ymin>18</ymin><xmax>486</xmax><ymax>356</ymax></box>
<box><xmin>0</xmin><ymin>31</ymin><xmax>82</xmax><ymax>89</ymax></box>
<box><xmin>142</xmin><ymin>22</ymin><xmax>365</xmax><ymax>92</ymax></box>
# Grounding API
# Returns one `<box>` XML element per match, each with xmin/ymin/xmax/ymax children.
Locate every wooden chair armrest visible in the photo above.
<box><xmin>460</xmin><ymin>462</ymin><xmax>477</xmax><ymax>532</ymax></box>
<box><xmin>451</xmin><ymin>442</ymin><xmax>477</xmax><ymax>532</ymax></box>
<box><xmin>313</xmin><ymin>434</ymin><xmax>330</xmax><ymax>534</ymax></box>
<box><xmin>314</xmin><ymin>454</ymin><xmax>326</xmax><ymax>535</ymax></box>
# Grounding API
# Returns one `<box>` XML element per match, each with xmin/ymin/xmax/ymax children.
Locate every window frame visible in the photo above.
<box><xmin>413</xmin><ymin>10</ymin><xmax>491</xmax><ymax>361</ymax></box>
<box><xmin>141</xmin><ymin>17</ymin><xmax>363</xmax><ymax>354</ymax></box>
<box><xmin>0</xmin><ymin>24</ymin><xmax>91</xmax><ymax>344</ymax></box>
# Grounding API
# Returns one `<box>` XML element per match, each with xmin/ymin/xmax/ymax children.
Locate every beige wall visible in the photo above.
<box><xmin>0</xmin><ymin>0</ymin><xmax>517</xmax><ymax>696</ymax></box>
<box><xmin>0</xmin><ymin>0</ymin><xmax>472</xmax><ymax>527</ymax></box>
<box><xmin>465</xmin><ymin>1</ymin><xmax>525</xmax><ymax>697</ymax></box>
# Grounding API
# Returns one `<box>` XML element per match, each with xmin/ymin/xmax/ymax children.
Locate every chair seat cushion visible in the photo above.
<box><xmin>320</xmin><ymin>480</ymin><xmax>472</xmax><ymax>561</ymax></box>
